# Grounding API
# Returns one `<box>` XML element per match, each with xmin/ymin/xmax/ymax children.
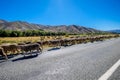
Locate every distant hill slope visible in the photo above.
<box><xmin>108</xmin><ymin>30</ymin><xmax>120</xmax><ymax>33</ymax></box>
<box><xmin>0</xmin><ymin>20</ymin><xmax>102</xmax><ymax>34</ymax></box>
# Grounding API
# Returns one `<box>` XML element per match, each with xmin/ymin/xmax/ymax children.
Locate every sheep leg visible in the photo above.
<box><xmin>4</xmin><ymin>53</ymin><xmax>8</xmax><ymax>60</ymax></box>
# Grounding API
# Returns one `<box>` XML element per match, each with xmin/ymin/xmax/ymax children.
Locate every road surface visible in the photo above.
<box><xmin>0</xmin><ymin>38</ymin><xmax>120</xmax><ymax>80</ymax></box>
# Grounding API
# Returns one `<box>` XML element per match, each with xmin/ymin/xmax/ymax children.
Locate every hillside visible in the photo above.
<box><xmin>0</xmin><ymin>20</ymin><xmax>102</xmax><ymax>34</ymax></box>
<box><xmin>108</xmin><ymin>30</ymin><xmax>120</xmax><ymax>34</ymax></box>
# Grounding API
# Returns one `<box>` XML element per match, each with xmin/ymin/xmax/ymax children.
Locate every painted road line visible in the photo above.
<box><xmin>98</xmin><ymin>59</ymin><xmax>120</xmax><ymax>80</ymax></box>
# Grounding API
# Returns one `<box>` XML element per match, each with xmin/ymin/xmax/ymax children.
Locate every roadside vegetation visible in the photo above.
<box><xmin>0</xmin><ymin>31</ymin><xmax>116</xmax><ymax>44</ymax></box>
<box><xmin>0</xmin><ymin>29</ymin><xmax>66</xmax><ymax>37</ymax></box>
<box><xmin>0</xmin><ymin>29</ymin><xmax>113</xmax><ymax>44</ymax></box>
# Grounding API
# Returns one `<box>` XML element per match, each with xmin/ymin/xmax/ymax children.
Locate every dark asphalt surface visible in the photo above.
<box><xmin>0</xmin><ymin>38</ymin><xmax>120</xmax><ymax>80</ymax></box>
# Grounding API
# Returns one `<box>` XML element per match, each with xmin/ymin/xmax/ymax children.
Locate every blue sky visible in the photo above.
<box><xmin>0</xmin><ymin>0</ymin><xmax>120</xmax><ymax>30</ymax></box>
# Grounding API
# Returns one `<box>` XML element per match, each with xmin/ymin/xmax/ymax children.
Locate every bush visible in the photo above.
<box><xmin>0</xmin><ymin>30</ymin><xmax>67</xmax><ymax>37</ymax></box>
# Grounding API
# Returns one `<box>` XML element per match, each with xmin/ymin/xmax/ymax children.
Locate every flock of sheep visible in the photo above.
<box><xmin>0</xmin><ymin>43</ymin><xmax>42</xmax><ymax>60</ymax></box>
<box><xmin>0</xmin><ymin>34</ymin><xmax>119</xmax><ymax>60</ymax></box>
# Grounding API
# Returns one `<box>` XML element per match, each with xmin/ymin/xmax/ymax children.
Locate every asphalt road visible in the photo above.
<box><xmin>0</xmin><ymin>38</ymin><xmax>120</xmax><ymax>80</ymax></box>
<box><xmin>108</xmin><ymin>66</ymin><xmax>120</xmax><ymax>80</ymax></box>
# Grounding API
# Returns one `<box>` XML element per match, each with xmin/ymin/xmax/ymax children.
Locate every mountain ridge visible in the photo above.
<box><xmin>0</xmin><ymin>20</ymin><xmax>102</xmax><ymax>34</ymax></box>
<box><xmin>108</xmin><ymin>29</ymin><xmax>120</xmax><ymax>33</ymax></box>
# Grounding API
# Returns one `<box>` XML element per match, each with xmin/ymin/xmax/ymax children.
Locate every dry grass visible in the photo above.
<box><xmin>0</xmin><ymin>35</ymin><xmax>76</xmax><ymax>44</ymax></box>
<box><xmin>0</xmin><ymin>34</ymin><xmax>117</xmax><ymax>45</ymax></box>
<box><xmin>0</xmin><ymin>37</ymin><xmax>39</xmax><ymax>44</ymax></box>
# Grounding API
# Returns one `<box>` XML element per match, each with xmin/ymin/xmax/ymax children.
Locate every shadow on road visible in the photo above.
<box><xmin>12</xmin><ymin>54</ymin><xmax>38</xmax><ymax>62</ymax></box>
<box><xmin>0</xmin><ymin>60</ymin><xmax>6</xmax><ymax>63</ymax></box>
<box><xmin>48</xmin><ymin>47</ymin><xmax>61</xmax><ymax>51</ymax></box>
<box><xmin>0</xmin><ymin>55</ymin><xmax>15</xmax><ymax>63</ymax></box>
<box><xmin>0</xmin><ymin>55</ymin><xmax>14</xmax><ymax>60</ymax></box>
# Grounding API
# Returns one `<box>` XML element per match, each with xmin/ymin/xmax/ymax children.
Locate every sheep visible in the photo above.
<box><xmin>60</xmin><ymin>39</ymin><xmax>72</xmax><ymax>46</ymax></box>
<box><xmin>19</xmin><ymin>43</ymin><xmax>42</xmax><ymax>56</ymax></box>
<box><xmin>36</xmin><ymin>41</ymin><xmax>44</xmax><ymax>50</ymax></box>
<box><xmin>18</xmin><ymin>43</ymin><xmax>26</xmax><ymax>45</ymax></box>
<box><xmin>19</xmin><ymin>45</ymin><xmax>30</xmax><ymax>54</ymax></box>
<box><xmin>1</xmin><ymin>44</ymin><xmax>20</xmax><ymax>55</ymax></box>
<box><xmin>0</xmin><ymin>47</ymin><xmax>8</xmax><ymax>60</ymax></box>
<box><xmin>37</xmin><ymin>41</ymin><xmax>50</xmax><ymax>47</ymax></box>
<box><xmin>29</xmin><ymin>43</ymin><xmax>42</xmax><ymax>53</ymax></box>
<box><xmin>25</xmin><ymin>42</ymin><xmax>32</xmax><ymax>44</ymax></box>
<box><xmin>9</xmin><ymin>44</ymin><xmax>20</xmax><ymax>54</ymax></box>
<box><xmin>49</xmin><ymin>40</ymin><xmax>61</xmax><ymax>48</ymax></box>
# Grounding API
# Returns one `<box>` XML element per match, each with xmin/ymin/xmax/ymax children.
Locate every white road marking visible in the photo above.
<box><xmin>98</xmin><ymin>59</ymin><xmax>120</xmax><ymax>80</ymax></box>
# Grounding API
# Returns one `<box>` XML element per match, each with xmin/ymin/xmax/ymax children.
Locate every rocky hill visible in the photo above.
<box><xmin>0</xmin><ymin>20</ymin><xmax>102</xmax><ymax>34</ymax></box>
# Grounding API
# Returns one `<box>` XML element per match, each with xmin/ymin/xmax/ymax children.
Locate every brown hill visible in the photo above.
<box><xmin>0</xmin><ymin>20</ymin><xmax>102</xmax><ymax>34</ymax></box>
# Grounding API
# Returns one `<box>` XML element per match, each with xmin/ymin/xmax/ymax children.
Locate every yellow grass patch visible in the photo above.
<box><xmin>0</xmin><ymin>34</ymin><xmax>117</xmax><ymax>45</ymax></box>
<box><xmin>0</xmin><ymin>36</ymin><xmax>75</xmax><ymax>44</ymax></box>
